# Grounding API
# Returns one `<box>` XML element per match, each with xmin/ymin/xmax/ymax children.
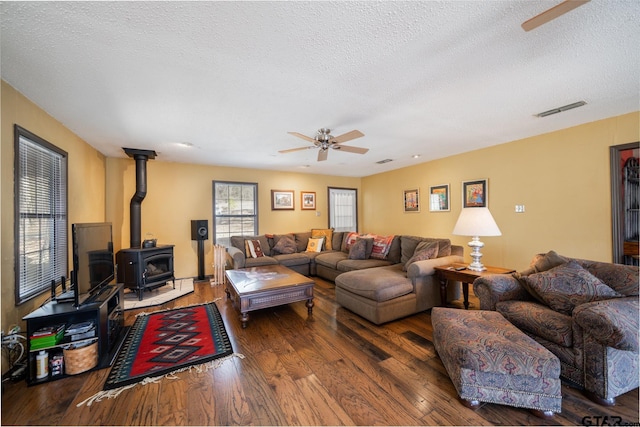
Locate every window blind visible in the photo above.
<box><xmin>16</xmin><ymin>129</ymin><xmax>67</xmax><ymax>304</ymax></box>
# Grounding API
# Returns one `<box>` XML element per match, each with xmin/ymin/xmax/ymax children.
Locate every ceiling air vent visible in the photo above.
<box><xmin>376</xmin><ymin>159</ymin><xmax>393</xmax><ymax>164</ymax></box>
<box><xmin>535</xmin><ymin>101</ymin><xmax>587</xmax><ymax>118</ymax></box>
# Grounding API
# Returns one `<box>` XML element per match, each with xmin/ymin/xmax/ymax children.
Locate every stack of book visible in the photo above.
<box><xmin>30</xmin><ymin>324</ymin><xmax>65</xmax><ymax>350</ymax></box>
<box><xmin>65</xmin><ymin>321</ymin><xmax>96</xmax><ymax>342</ymax></box>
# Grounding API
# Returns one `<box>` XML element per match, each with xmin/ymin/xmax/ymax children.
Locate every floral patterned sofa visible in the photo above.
<box><xmin>474</xmin><ymin>251</ymin><xmax>639</xmax><ymax>405</ymax></box>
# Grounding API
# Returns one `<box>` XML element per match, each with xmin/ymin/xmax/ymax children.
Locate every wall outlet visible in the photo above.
<box><xmin>515</xmin><ymin>205</ymin><xmax>526</xmax><ymax>213</ymax></box>
<box><xmin>315</xmin><ymin>211</ymin><xmax>321</xmax><ymax>217</ymax></box>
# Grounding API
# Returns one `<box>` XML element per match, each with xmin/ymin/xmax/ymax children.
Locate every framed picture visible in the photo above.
<box><xmin>429</xmin><ymin>184</ymin><xmax>450</xmax><ymax>212</ymax></box>
<box><xmin>462</xmin><ymin>179</ymin><xmax>488</xmax><ymax>208</ymax></box>
<box><xmin>301</xmin><ymin>191</ymin><xmax>316</xmax><ymax>210</ymax></box>
<box><xmin>271</xmin><ymin>190</ymin><xmax>294</xmax><ymax>210</ymax></box>
<box><xmin>403</xmin><ymin>189</ymin><xmax>420</xmax><ymax>212</ymax></box>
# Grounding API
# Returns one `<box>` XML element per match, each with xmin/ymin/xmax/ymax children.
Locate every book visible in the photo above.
<box><xmin>65</xmin><ymin>321</ymin><xmax>94</xmax><ymax>335</ymax></box>
<box><xmin>31</xmin><ymin>324</ymin><xmax>65</xmax><ymax>338</ymax></box>
<box><xmin>69</xmin><ymin>327</ymin><xmax>96</xmax><ymax>342</ymax></box>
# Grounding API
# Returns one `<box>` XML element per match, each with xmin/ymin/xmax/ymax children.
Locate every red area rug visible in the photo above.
<box><xmin>78</xmin><ymin>302</ymin><xmax>240</xmax><ymax>406</ymax></box>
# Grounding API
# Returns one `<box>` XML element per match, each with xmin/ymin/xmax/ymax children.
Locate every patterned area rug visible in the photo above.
<box><xmin>77</xmin><ymin>302</ymin><xmax>241</xmax><ymax>406</ymax></box>
<box><xmin>123</xmin><ymin>278</ymin><xmax>194</xmax><ymax>311</ymax></box>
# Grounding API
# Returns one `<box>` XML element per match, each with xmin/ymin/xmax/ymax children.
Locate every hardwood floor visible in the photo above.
<box><xmin>2</xmin><ymin>277</ymin><xmax>638</xmax><ymax>426</ymax></box>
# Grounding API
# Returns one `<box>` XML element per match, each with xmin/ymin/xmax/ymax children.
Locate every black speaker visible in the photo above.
<box><xmin>191</xmin><ymin>219</ymin><xmax>208</xmax><ymax>240</ymax></box>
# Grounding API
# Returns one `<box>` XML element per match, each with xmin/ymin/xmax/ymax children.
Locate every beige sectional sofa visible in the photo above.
<box><xmin>228</xmin><ymin>231</ymin><xmax>464</xmax><ymax>324</ymax></box>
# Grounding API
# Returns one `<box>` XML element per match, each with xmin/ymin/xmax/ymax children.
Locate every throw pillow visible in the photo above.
<box><xmin>306</xmin><ymin>237</ymin><xmax>324</xmax><ymax>252</ymax></box>
<box><xmin>272</xmin><ymin>235</ymin><xmax>297</xmax><ymax>254</ymax></box>
<box><xmin>244</xmin><ymin>239</ymin><xmax>264</xmax><ymax>258</ymax></box>
<box><xmin>533</xmin><ymin>250</ymin><xmax>568</xmax><ymax>273</ymax></box>
<box><xmin>342</xmin><ymin>232</ymin><xmax>360</xmax><ymax>252</ymax></box>
<box><xmin>403</xmin><ymin>241</ymin><xmax>439</xmax><ymax>271</ymax></box>
<box><xmin>523</xmin><ymin>260</ymin><xmax>623</xmax><ymax>315</ymax></box>
<box><xmin>311</xmin><ymin>228</ymin><xmax>334</xmax><ymax>251</ymax></box>
<box><xmin>348</xmin><ymin>238</ymin><xmax>374</xmax><ymax>260</ymax></box>
<box><xmin>363</xmin><ymin>233</ymin><xmax>395</xmax><ymax>260</ymax></box>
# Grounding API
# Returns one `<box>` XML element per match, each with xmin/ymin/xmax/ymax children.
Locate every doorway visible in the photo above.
<box><xmin>610</xmin><ymin>142</ymin><xmax>639</xmax><ymax>265</ymax></box>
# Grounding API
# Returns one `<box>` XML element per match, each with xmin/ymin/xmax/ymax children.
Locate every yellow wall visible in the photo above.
<box><xmin>2</xmin><ymin>76</ymin><xmax>638</xmax><ymax>346</ymax></box>
<box><xmin>362</xmin><ymin>112</ymin><xmax>640</xmax><ymax>270</ymax></box>
<box><xmin>106</xmin><ymin>159</ymin><xmax>361</xmax><ymax>278</ymax></box>
<box><xmin>1</xmin><ymin>81</ymin><xmax>108</xmax><ymax>335</ymax></box>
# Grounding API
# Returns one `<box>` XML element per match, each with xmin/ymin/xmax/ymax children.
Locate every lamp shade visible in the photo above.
<box><xmin>452</xmin><ymin>208</ymin><xmax>501</xmax><ymax>237</ymax></box>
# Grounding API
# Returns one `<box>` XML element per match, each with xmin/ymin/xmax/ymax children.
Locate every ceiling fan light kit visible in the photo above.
<box><xmin>280</xmin><ymin>128</ymin><xmax>368</xmax><ymax>162</ymax></box>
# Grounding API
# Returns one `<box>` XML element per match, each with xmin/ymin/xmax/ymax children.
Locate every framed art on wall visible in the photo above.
<box><xmin>271</xmin><ymin>190</ymin><xmax>295</xmax><ymax>210</ymax></box>
<box><xmin>462</xmin><ymin>179</ymin><xmax>487</xmax><ymax>208</ymax></box>
<box><xmin>403</xmin><ymin>189</ymin><xmax>420</xmax><ymax>212</ymax></box>
<box><xmin>429</xmin><ymin>184</ymin><xmax>450</xmax><ymax>212</ymax></box>
<box><xmin>301</xmin><ymin>191</ymin><xmax>316</xmax><ymax>210</ymax></box>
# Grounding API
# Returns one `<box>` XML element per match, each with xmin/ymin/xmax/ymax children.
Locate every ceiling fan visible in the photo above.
<box><xmin>521</xmin><ymin>0</ymin><xmax>590</xmax><ymax>32</ymax></box>
<box><xmin>280</xmin><ymin>128</ymin><xmax>369</xmax><ymax>161</ymax></box>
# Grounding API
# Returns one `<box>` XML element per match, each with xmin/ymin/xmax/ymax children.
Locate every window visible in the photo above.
<box><xmin>328</xmin><ymin>187</ymin><xmax>358</xmax><ymax>232</ymax></box>
<box><xmin>14</xmin><ymin>125</ymin><xmax>68</xmax><ymax>305</ymax></box>
<box><xmin>213</xmin><ymin>181</ymin><xmax>258</xmax><ymax>247</ymax></box>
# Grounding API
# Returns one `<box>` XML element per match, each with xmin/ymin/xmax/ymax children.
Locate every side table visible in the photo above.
<box><xmin>434</xmin><ymin>263</ymin><xmax>515</xmax><ymax>309</ymax></box>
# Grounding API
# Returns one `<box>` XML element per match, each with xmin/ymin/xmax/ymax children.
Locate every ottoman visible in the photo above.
<box><xmin>431</xmin><ymin>307</ymin><xmax>562</xmax><ymax>418</ymax></box>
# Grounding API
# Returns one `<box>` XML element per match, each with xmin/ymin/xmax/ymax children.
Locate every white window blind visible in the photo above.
<box><xmin>329</xmin><ymin>187</ymin><xmax>358</xmax><ymax>232</ymax></box>
<box><xmin>16</xmin><ymin>126</ymin><xmax>68</xmax><ymax>304</ymax></box>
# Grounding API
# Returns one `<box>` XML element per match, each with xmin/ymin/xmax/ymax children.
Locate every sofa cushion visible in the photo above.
<box><xmin>273</xmin><ymin>252</ymin><xmax>311</xmax><ymax>267</ymax></box>
<box><xmin>312</xmin><ymin>228</ymin><xmax>334</xmax><ymax>250</ymax></box>
<box><xmin>306</xmin><ymin>237</ymin><xmax>324</xmax><ymax>252</ymax></box>
<box><xmin>578</xmin><ymin>261</ymin><xmax>640</xmax><ymax>296</ymax></box>
<box><xmin>385</xmin><ymin>236</ymin><xmax>402</xmax><ymax>264</ymax></box>
<box><xmin>231</xmin><ymin>235</ymin><xmax>271</xmax><ymax>256</ymax></box>
<box><xmin>348</xmin><ymin>237</ymin><xmax>374</xmax><ymax>260</ymax></box>
<box><xmin>272</xmin><ymin>234</ymin><xmax>297</xmax><ymax>254</ymax></box>
<box><xmin>497</xmin><ymin>300</ymin><xmax>574</xmax><ymax>348</ymax></box>
<box><xmin>245</xmin><ymin>239</ymin><xmax>265</xmax><ymax>258</ymax></box>
<box><xmin>332</xmin><ymin>232</ymin><xmax>345</xmax><ymax>253</ymax></box>
<box><xmin>315</xmin><ymin>251</ymin><xmax>348</xmax><ymax>269</ymax></box>
<box><xmin>523</xmin><ymin>260</ymin><xmax>623</xmax><ymax>315</ymax></box>
<box><xmin>337</xmin><ymin>258</ymin><xmax>392</xmax><ymax>272</ymax></box>
<box><xmin>244</xmin><ymin>256</ymin><xmax>278</xmax><ymax>268</ymax></box>
<box><xmin>294</xmin><ymin>232</ymin><xmax>311</xmax><ymax>253</ymax></box>
<box><xmin>403</xmin><ymin>240</ymin><xmax>438</xmax><ymax>272</ymax></box>
<box><xmin>362</xmin><ymin>234</ymin><xmax>395</xmax><ymax>260</ymax></box>
<box><xmin>336</xmin><ymin>265</ymin><xmax>413</xmax><ymax>302</ymax></box>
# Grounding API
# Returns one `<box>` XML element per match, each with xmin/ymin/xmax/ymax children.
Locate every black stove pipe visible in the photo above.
<box><xmin>123</xmin><ymin>148</ymin><xmax>157</xmax><ymax>248</ymax></box>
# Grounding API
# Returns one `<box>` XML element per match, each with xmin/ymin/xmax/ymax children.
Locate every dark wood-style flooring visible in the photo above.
<box><xmin>2</xmin><ymin>277</ymin><xmax>638</xmax><ymax>426</ymax></box>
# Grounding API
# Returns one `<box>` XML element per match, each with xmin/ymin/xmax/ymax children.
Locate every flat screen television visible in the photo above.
<box><xmin>72</xmin><ymin>222</ymin><xmax>115</xmax><ymax>306</ymax></box>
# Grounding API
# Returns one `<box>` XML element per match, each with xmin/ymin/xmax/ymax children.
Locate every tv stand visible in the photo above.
<box><xmin>23</xmin><ymin>283</ymin><xmax>127</xmax><ymax>385</ymax></box>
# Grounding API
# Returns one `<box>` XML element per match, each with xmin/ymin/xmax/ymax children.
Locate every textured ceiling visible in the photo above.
<box><xmin>2</xmin><ymin>1</ymin><xmax>639</xmax><ymax>177</ymax></box>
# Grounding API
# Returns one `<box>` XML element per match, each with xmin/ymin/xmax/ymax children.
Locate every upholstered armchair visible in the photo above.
<box><xmin>474</xmin><ymin>251</ymin><xmax>639</xmax><ymax>405</ymax></box>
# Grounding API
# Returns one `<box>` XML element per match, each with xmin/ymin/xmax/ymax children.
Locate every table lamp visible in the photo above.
<box><xmin>452</xmin><ymin>207</ymin><xmax>501</xmax><ymax>271</ymax></box>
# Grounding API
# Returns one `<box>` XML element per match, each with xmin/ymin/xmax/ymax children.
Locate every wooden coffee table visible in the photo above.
<box><xmin>434</xmin><ymin>263</ymin><xmax>515</xmax><ymax>309</ymax></box>
<box><xmin>225</xmin><ymin>264</ymin><xmax>314</xmax><ymax>328</ymax></box>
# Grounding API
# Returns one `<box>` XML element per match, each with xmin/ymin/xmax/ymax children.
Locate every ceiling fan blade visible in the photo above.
<box><xmin>521</xmin><ymin>0</ymin><xmax>590</xmax><ymax>32</ymax></box>
<box><xmin>288</xmin><ymin>131</ymin><xmax>317</xmax><ymax>143</ymax></box>
<box><xmin>333</xmin><ymin>145</ymin><xmax>369</xmax><ymax>155</ymax></box>
<box><xmin>317</xmin><ymin>149</ymin><xmax>328</xmax><ymax>162</ymax></box>
<box><xmin>330</xmin><ymin>130</ymin><xmax>364</xmax><ymax>144</ymax></box>
<box><xmin>279</xmin><ymin>146</ymin><xmax>315</xmax><ymax>154</ymax></box>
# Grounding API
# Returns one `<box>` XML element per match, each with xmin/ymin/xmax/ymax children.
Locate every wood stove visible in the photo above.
<box><xmin>116</xmin><ymin>148</ymin><xmax>175</xmax><ymax>300</ymax></box>
<box><xmin>117</xmin><ymin>245</ymin><xmax>175</xmax><ymax>300</ymax></box>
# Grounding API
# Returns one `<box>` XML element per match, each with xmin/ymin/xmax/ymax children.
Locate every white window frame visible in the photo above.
<box><xmin>14</xmin><ymin>125</ymin><xmax>68</xmax><ymax>305</ymax></box>
<box><xmin>213</xmin><ymin>181</ymin><xmax>258</xmax><ymax>247</ymax></box>
<box><xmin>328</xmin><ymin>187</ymin><xmax>358</xmax><ymax>232</ymax></box>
